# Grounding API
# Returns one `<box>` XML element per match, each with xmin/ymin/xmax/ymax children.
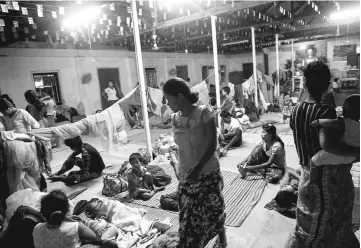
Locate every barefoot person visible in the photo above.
<box><xmin>127</xmin><ymin>153</ymin><xmax>165</xmax><ymax>201</ymax></box>
<box><xmin>163</xmin><ymin>77</ymin><xmax>227</xmax><ymax>248</ymax></box>
<box><xmin>285</xmin><ymin>61</ymin><xmax>359</xmax><ymax>247</ymax></box>
<box><xmin>219</xmin><ymin>110</ymin><xmax>243</xmax><ymax>157</ymax></box>
<box><xmin>48</xmin><ymin>136</ymin><xmax>105</xmax><ymax>185</ymax></box>
<box><xmin>238</xmin><ymin>124</ymin><xmax>286</xmax><ymax>184</ymax></box>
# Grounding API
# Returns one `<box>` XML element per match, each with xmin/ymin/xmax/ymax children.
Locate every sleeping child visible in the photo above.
<box><xmin>73</xmin><ymin>215</ymin><xmax>120</xmax><ymax>248</ymax></box>
<box><xmin>310</xmin><ymin>94</ymin><xmax>360</xmax><ymax>183</ymax></box>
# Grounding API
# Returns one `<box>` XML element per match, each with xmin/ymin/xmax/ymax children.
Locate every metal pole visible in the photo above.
<box><xmin>291</xmin><ymin>39</ymin><xmax>295</xmax><ymax>92</ymax></box>
<box><xmin>251</xmin><ymin>27</ymin><xmax>258</xmax><ymax>107</ymax></box>
<box><xmin>211</xmin><ymin>16</ymin><xmax>221</xmax><ymax>110</ymax></box>
<box><xmin>131</xmin><ymin>0</ymin><xmax>152</xmax><ymax>158</ymax></box>
<box><xmin>275</xmin><ymin>34</ymin><xmax>280</xmax><ymax>96</ymax></box>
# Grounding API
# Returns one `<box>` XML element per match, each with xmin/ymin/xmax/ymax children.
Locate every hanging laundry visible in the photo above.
<box><xmin>258</xmin><ymin>85</ymin><xmax>268</xmax><ymax>109</ymax></box>
<box><xmin>31</xmin><ymin>88</ymin><xmax>138</xmax><ymax>153</ymax></box>
<box><xmin>234</xmin><ymin>84</ymin><xmax>244</xmax><ymax>106</ymax></box>
<box><xmin>243</xmin><ymin>76</ymin><xmax>254</xmax><ymax>94</ymax></box>
<box><xmin>147</xmin><ymin>87</ymin><xmax>163</xmax><ymax>116</ymax></box>
<box><xmin>118</xmin><ymin>87</ymin><xmax>142</xmax><ymax>128</ymax></box>
<box><xmin>228</xmin><ymin>82</ymin><xmax>235</xmax><ymax>98</ymax></box>
<box><xmin>191</xmin><ymin>81</ymin><xmax>209</xmax><ymax>105</ymax></box>
<box><xmin>264</xmin><ymin>74</ymin><xmax>274</xmax><ymax>103</ymax></box>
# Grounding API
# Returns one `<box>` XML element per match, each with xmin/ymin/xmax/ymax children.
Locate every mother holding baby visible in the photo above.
<box><xmin>285</xmin><ymin>61</ymin><xmax>359</xmax><ymax>247</ymax></box>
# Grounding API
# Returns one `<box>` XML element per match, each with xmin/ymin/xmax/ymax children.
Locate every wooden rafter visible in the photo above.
<box><xmin>124</xmin><ymin>1</ymin><xmax>270</xmax><ymax>37</ymax></box>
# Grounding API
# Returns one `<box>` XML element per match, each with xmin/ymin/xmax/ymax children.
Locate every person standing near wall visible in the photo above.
<box><xmin>162</xmin><ymin>77</ymin><xmax>227</xmax><ymax>248</ymax></box>
<box><xmin>186</xmin><ymin>78</ymin><xmax>191</xmax><ymax>87</ymax></box>
<box><xmin>102</xmin><ymin>81</ymin><xmax>119</xmax><ymax>107</ymax></box>
<box><xmin>24</xmin><ymin>90</ymin><xmax>45</xmax><ymax>128</ymax></box>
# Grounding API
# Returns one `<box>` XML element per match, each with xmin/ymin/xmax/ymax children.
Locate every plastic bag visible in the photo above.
<box><xmin>117</xmin><ymin>130</ymin><xmax>128</xmax><ymax>145</ymax></box>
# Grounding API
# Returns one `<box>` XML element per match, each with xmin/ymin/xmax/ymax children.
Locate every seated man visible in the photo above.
<box><xmin>219</xmin><ymin>110</ymin><xmax>243</xmax><ymax>157</ymax></box>
<box><xmin>48</xmin><ymin>136</ymin><xmax>105</xmax><ymax>185</ymax></box>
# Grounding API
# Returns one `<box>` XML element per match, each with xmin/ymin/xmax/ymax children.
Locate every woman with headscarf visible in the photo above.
<box><xmin>162</xmin><ymin>77</ymin><xmax>226</xmax><ymax>248</ymax></box>
<box><xmin>285</xmin><ymin>61</ymin><xmax>359</xmax><ymax>247</ymax></box>
<box><xmin>24</xmin><ymin>90</ymin><xmax>45</xmax><ymax>128</ymax></box>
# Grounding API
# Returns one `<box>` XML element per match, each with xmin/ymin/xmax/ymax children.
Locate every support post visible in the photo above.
<box><xmin>275</xmin><ymin>34</ymin><xmax>280</xmax><ymax>96</ymax></box>
<box><xmin>251</xmin><ymin>27</ymin><xmax>258</xmax><ymax>107</ymax></box>
<box><xmin>131</xmin><ymin>0</ymin><xmax>152</xmax><ymax>158</ymax></box>
<box><xmin>291</xmin><ymin>39</ymin><xmax>295</xmax><ymax>92</ymax></box>
<box><xmin>211</xmin><ymin>16</ymin><xmax>221</xmax><ymax>110</ymax></box>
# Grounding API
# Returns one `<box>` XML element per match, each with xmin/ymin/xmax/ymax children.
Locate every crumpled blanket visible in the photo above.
<box><xmin>150</xmin><ymin>227</ymin><xmax>179</xmax><ymax>248</ymax></box>
<box><xmin>153</xmin><ymin>132</ymin><xmax>176</xmax><ymax>156</ymax></box>
<box><xmin>191</xmin><ymin>81</ymin><xmax>209</xmax><ymax>105</ymax></box>
<box><xmin>4</xmin><ymin>140</ymin><xmax>43</xmax><ymax>194</ymax></box>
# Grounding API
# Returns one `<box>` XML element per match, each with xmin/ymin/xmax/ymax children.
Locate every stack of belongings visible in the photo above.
<box><xmin>153</xmin><ymin>132</ymin><xmax>176</xmax><ymax>158</ymax></box>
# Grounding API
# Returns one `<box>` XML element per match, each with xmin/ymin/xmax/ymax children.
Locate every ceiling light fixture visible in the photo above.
<box><xmin>330</xmin><ymin>8</ymin><xmax>360</xmax><ymax>21</ymax></box>
<box><xmin>63</xmin><ymin>6</ymin><xmax>101</xmax><ymax>28</ymax></box>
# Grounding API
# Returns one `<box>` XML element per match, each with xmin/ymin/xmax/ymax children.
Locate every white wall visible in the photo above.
<box><xmin>0</xmin><ymin>48</ymin><xmax>231</xmax><ymax>115</ymax></box>
<box><xmin>226</xmin><ymin>52</ymin><xmax>264</xmax><ymax>74</ymax></box>
<box><xmin>263</xmin><ymin>36</ymin><xmax>360</xmax><ymax>73</ymax></box>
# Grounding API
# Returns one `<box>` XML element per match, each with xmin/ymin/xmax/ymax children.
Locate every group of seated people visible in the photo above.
<box><xmin>1</xmin><ymin>188</ymin><xmax>173</xmax><ymax>248</ymax></box>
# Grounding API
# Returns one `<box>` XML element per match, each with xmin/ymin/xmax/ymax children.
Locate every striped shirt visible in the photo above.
<box><xmin>290</xmin><ymin>102</ymin><xmax>336</xmax><ymax>166</ymax></box>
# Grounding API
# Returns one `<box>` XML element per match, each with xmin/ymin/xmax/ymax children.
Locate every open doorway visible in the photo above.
<box><xmin>243</xmin><ymin>63</ymin><xmax>253</xmax><ymax>80</ymax></box>
<box><xmin>97</xmin><ymin>68</ymin><xmax>124</xmax><ymax>110</ymax></box>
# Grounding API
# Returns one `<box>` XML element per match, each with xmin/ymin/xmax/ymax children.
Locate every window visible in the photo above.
<box><xmin>243</xmin><ymin>63</ymin><xmax>253</xmax><ymax>80</ymax></box>
<box><xmin>176</xmin><ymin>66</ymin><xmax>188</xmax><ymax>81</ymax></box>
<box><xmin>145</xmin><ymin>68</ymin><xmax>158</xmax><ymax>88</ymax></box>
<box><xmin>33</xmin><ymin>72</ymin><xmax>62</xmax><ymax>104</ymax></box>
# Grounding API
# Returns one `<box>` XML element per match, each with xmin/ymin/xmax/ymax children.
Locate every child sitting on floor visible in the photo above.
<box><xmin>127</xmin><ymin>153</ymin><xmax>165</xmax><ymax>201</ymax></box>
<box><xmin>310</xmin><ymin>94</ymin><xmax>360</xmax><ymax>183</ymax></box>
<box><xmin>282</xmin><ymin>93</ymin><xmax>292</xmax><ymax>124</ymax></box>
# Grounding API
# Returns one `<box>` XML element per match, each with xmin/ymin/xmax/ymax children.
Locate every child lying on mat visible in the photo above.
<box><xmin>73</xmin><ymin>215</ymin><xmax>120</xmax><ymax>248</ymax></box>
<box><xmin>310</xmin><ymin>94</ymin><xmax>360</xmax><ymax>184</ymax></box>
<box><xmin>84</xmin><ymin>198</ymin><xmax>147</xmax><ymax>233</ymax></box>
<box><xmin>127</xmin><ymin>153</ymin><xmax>165</xmax><ymax>202</ymax></box>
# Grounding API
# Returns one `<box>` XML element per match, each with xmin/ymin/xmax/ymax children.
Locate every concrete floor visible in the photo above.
<box><xmin>47</xmin><ymin>113</ymin><xmax>359</xmax><ymax>248</ymax></box>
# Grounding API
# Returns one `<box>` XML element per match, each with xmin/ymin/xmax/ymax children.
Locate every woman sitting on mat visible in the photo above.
<box><xmin>48</xmin><ymin>136</ymin><xmax>105</xmax><ymax>185</ymax></box>
<box><xmin>127</xmin><ymin>153</ymin><xmax>165</xmax><ymax>201</ymax></box>
<box><xmin>219</xmin><ymin>110</ymin><xmax>243</xmax><ymax>157</ymax></box>
<box><xmin>33</xmin><ymin>190</ymin><xmax>98</xmax><ymax>248</ymax></box>
<box><xmin>238</xmin><ymin>124</ymin><xmax>286</xmax><ymax>184</ymax></box>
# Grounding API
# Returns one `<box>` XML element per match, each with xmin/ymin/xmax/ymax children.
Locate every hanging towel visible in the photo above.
<box><xmin>147</xmin><ymin>87</ymin><xmax>163</xmax><ymax>116</ymax></box>
<box><xmin>227</xmin><ymin>82</ymin><xmax>235</xmax><ymax>98</ymax></box>
<box><xmin>32</xmin><ymin>88</ymin><xmax>137</xmax><ymax>153</ymax></box>
<box><xmin>191</xmin><ymin>81</ymin><xmax>209</xmax><ymax>105</ymax></box>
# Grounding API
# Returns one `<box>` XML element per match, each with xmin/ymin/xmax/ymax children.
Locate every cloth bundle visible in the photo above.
<box><xmin>153</xmin><ymin>132</ymin><xmax>176</xmax><ymax>156</ymax></box>
<box><xmin>191</xmin><ymin>81</ymin><xmax>209</xmax><ymax>106</ymax></box>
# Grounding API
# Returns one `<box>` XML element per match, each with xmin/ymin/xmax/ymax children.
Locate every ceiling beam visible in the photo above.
<box><xmin>185</xmin><ymin>13</ymin><xmax>324</xmax><ymax>41</ymax></box>
<box><xmin>293</xmin><ymin>2</ymin><xmax>308</xmax><ymax>16</ymax></box>
<box><xmin>125</xmin><ymin>1</ymin><xmax>270</xmax><ymax>37</ymax></box>
<box><xmin>218</xmin><ymin>20</ymin><xmax>359</xmax><ymax>45</ymax></box>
